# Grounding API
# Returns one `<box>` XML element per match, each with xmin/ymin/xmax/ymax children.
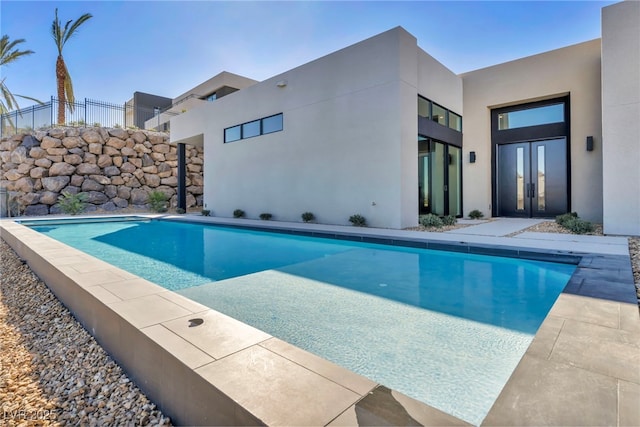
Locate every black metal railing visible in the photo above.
<box><xmin>0</xmin><ymin>96</ymin><xmax>160</xmax><ymax>137</ymax></box>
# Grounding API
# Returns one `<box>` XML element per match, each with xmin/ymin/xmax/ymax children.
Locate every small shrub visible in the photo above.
<box><xmin>175</xmin><ymin>208</ymin><xmax>186</xmax><ymax>214</ymax></box>
<box><xmin>301</xmin><ymin>212</ymin><xmax>315</xmax><ymax>223</ymax></box>
<box><xmin>555</xmin><ymin>212</ymin><xmax>578</xmax><ymax>227</ymax></box>
<box><xmin>556</xmin><ymin>212</ymin><xmax>593</xmax><ymax>234</ymax></box>
<box><xmin>443</xmin><ymin>215</ymin><xmax>457</xmax><ymax>226</ymax></box>
<box><xmin>563</xmin><ymin>217</ymin><xmax>594</xmax><ymax>234</ymax></box>
<box><xmin>57</xmin><ymin>191</ymin><xmax>87</xmax><ymax>215</ymax></box>
<box><xmin>349</xmin><ymin>214</ymin><xmax>366</xmax><ymax>227</ymax></box>
<box><xmin>233</xmin><ymin>209</ymin><xmax>245</xmax><ymax>218</ymax></box>
<box><xmin>259</xmin><ymin>213</ymin><xmax>272</xmax><ymax>220</ymax></box>
<box><xmin>148</xmin><ymin>190</ymin><xmax>168</xmax><ymax>213</ymax></box>
<box><xmin>420</xmin><ymin>213</ymin><xmax>443</xmax><ymax>228</ymax></box>
<box><xmin>468</xmin><ymin>209</ymin><xmax>484</xmax><ymax>219</ymax></box>
<box><xmin>201</xmin><ymin>209</ymin><xmax>211</xmax><ymax>216</ymax></box>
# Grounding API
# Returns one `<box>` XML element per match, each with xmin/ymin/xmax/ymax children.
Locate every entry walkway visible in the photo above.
<box><xmin>444</xmin><ymin>218</ymin><xmax>629</xmax><ymax>256</ymax></box>
<box><xmin>446</xmin><ymin>218</ymin><xmax>546</xmax><ymax>237</ymax></box>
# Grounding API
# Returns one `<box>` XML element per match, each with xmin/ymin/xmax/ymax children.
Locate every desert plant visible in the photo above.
<box><xmin>555</xmin><ymin>212</ymin><xmax>578</xmax><ymax>227</ymax></box>
<box><xmin>175</xmin><ymin>208</ymin><xmax>185</xmax><ymax>214</ymax></box>
<box><xmin>349</xmin><ymin>214</ymin><xmax>366</xmax><ymax>227</ymax></box>
<box><xmin>556</xmin><ymin>212</ymin><xmax>593</xmax><ymax>234</ymax></box>
<box><xmin>468</xmin><ymin>209</ymin><xmax>484</xmax><ymax>219</ymax></box>
<box><xmin>301</xmin><ymin>212</ymin><xmax>315</xmax><ymax>223</ymax></box>
<box><xmin>563</xmin><ymin>217</ymin><xmax>594</xmax><ymax>234</ymax></box>
<box><xmin>420</xmin><ymin>213</ymin><xmax>443</xmax><ymax>228</ymax></box>
<box><xmin>259</xmin><ymin>213</ymin><xmax>272</xmax><ymax>220</ymax></box>
<box><xmin>57</xmin><ymin>191</ymin><xmax>87</xmax><ymax>215</ymax></box>
<box><xmin>51</xmin><ymin>8</ymin><xmax>93</xmax><ymax>124</ymax></box>
<box><xmin>233</xmin><ymin>209</ymin><xmax>245</xmax><ymax>218</ymax></box>
<box><xmin>201</xmin><ymin>209</ymin><xmax>210</xmax><ymax>216</ymax></box>
<box><xmin>443</xmin><ymin>215</ymin><xmax>457</xmax><ymax>226</ymax></box>
<box><xmin>148</xmin><ymin>190</ymin><xmax>168</xmax><ymax>213</ymax></box>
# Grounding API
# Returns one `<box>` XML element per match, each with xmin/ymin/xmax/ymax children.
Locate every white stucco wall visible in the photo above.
<box><xmin>172</xmin><ymin>27</ymin><xmax>461</xmax><ymax>229</ymax></box>
<box><xmin>461</xmin><ymin>40</ymin><xmax>603</xmax><ymax>222</ymax></box>
<box><xmin>416</xmin><ymin>49</ymin><xmax>463</xmax><ymax>116</ymax></box>
<box><xmin>601</xmin><ymin>1</ymin><xmax>640</xmax><ymax>236</ymax></box>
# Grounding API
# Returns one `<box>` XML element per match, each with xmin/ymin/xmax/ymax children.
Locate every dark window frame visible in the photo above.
<box><xmin>224</xmin><ymin>113</ymin><xmax>284</xmax><ymax>143</ymax></box>
<box><xmin>418</xmin><ymin>134</ymin><xmax>463</xmax><ymax>217</ymax></box>
<box><xmin>490</xmin><ymin>96</ymin><xmax>571</xmax><ymax>217</ymax></box>
<box><xmin>261</xmin><ymin>113</ymin><xmax>284</xmax><ymax>135</ymax></box>
<box><xmin>418</xmin><ymin>95</ymin><xmax>462</xmax><ymax>133</ymax></box>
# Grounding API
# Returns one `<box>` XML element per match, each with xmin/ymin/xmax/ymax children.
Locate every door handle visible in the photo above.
<box><xmin>531</xmin><ymin>183</ymin><xmax>535</xmax><ymax>198</ymax></box>
<box><xmin>526</xmin><ymin>183</ymin><xmax>531</xmax><ymax>198</ymax></box>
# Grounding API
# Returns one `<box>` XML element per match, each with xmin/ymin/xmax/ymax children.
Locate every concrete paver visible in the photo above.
<box><xmin>446</xmin><ymin>218</ymin><xmax>546</xmax><ymax>236</ymax></box>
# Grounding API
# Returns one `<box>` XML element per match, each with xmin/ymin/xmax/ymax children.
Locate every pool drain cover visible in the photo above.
<box><xmin>188</xmin><ymin>318</ymin><xmax>204</xmax><ymax>327</ymax></box>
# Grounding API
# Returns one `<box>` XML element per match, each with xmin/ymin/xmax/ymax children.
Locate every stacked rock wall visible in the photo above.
<box><xmin>0</xmin><ymin>127</ymin><xmax>203</xmax><ymax>216</ymax></box>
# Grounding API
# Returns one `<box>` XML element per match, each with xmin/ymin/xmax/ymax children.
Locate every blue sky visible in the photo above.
<box><xmin>1</xmin><ymin>1</ymin><xmax>616</xmax><ymax>109</ymax></box>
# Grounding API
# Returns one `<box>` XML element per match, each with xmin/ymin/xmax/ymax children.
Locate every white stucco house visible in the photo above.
<box><xmin>170</xmin><ymin>1</ymin><xmax>639</xmax><ymax>236</ymax></box>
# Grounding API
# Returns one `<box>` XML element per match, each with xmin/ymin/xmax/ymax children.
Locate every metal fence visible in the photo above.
<box><xmin>0</xmin><ymin>96</ymin><xmax>142</xmax><ymax>137</ymax></box>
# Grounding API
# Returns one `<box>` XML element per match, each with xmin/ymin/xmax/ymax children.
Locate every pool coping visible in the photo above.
<box><xmin>1</xmin><ymin>215</ymin><xmax>638</xmax><ymax>426</ymax></box>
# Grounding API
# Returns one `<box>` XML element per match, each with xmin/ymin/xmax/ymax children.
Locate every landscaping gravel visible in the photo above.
<box><xmin>629</xmin><ymin>237</ymin><xmax>640</xmax><ymax>302</ymax></box>
<box><xmin>0</xmin><ymin>240</ymin><xmax>171</xmax><ymax>426</ymax></box>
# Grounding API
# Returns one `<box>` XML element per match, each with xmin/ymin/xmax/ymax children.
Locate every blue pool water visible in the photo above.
<box><xmin>29</xmin><ymin>218</ymin><xmax>576</xmax><ymax>425</ymax></box>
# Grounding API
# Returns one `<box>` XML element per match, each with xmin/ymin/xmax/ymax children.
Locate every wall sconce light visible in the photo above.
<box><xmin>469</xmin><ymin>151</ymin><xmax>476</xmax><ymax>163</ymax></box>
<box><xmin>276</xmin><ymin>80</ymin><xmax>287</xmax><ymax>88</ymax></box>
<box><xmin>586</xmin><ymin>136</ymin><xmax>594</xmax><ymax>151</ymax></box>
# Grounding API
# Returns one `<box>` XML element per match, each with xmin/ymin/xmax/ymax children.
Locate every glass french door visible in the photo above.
<box><xmin>418</xmin><ymin>137</ymin><xmax>461</xmax><ymax>217</ymax></box>
<box><xmin>496</xmin><ymin>138</ymin><xmax>567</xmax><ymax>217</ymax></box>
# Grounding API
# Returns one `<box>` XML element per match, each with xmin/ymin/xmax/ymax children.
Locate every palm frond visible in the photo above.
<box><xmin>0</xmin><ymin>80</ymin><xmax>19</xmax><ymax>113</ymax></box>
<box><xmin>63</xmin><ymin>13</ymin><xmax>93</xmax><ymax>46</ymax></box>
<box><xmin>51</xmin><ymin>8</ymin><xmax>93</xmax><ymax>52</ymax></box>
<box><xmin>0</xmin><ymin>35</ymin><xmax>35</xmax><ymax>66</ymax></box>
<box><xmin>14</xmin><ymin>94</ymin><xmax>44</xmax><ymax>105</ymax></box>
<box><xmin>51</xmin><ymin>9</ymin><xmax>64</xmax><ymax>53</ymax></box>
<box><xmin>63</xmin><ymin>61</ymin><xmax>75</xmax><ymax>112</ymax></box>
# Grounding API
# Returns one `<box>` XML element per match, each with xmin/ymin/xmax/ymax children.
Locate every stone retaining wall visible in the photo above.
<box><xmin>0</xmin><ymin>127</ymin><xmax>203</xmax><ymax>215</ymax></box>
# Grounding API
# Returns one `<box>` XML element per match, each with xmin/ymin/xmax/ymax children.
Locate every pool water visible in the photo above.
<box><xmin>30</xmin><ymin>218</ymin><xmax>576</xmax><ymax>425</ymax></box>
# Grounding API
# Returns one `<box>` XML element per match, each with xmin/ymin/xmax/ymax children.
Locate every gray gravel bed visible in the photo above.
<box><xmin>0</xmin><ymin>239</ymin><xmax>171</xmax><ymax>426</ymax></box>
<box><xmin>629</xmin><ymin>237</ymin><xmax>640</xmax><ymax>302</ymax></box>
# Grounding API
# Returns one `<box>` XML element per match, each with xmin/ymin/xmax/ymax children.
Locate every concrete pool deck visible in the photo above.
<box><xmin>0</xmin><ymin>215</ymin><xmax>638</xmax><ymax>426</ymax></box>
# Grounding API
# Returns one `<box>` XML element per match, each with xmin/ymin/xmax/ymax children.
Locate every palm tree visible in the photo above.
<box><xmin>0</xmin><ymin>35</ymin><xmax>41</xmax><ymax>116</ymax></box>
<box><xmin>51</xmin><ymin>8</ymin><xmax>92</xmax><ymax>125</ymax></box>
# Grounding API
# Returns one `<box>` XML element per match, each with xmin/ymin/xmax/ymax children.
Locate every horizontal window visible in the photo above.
<box><xmin>418</xmin><ymin>97</ymin><xmax>430</xmax><ymax>119</ymax></box>
<box><xmin>262</xmin><ymin>114</ymin><xmax>283</xmax><ymax>134</ymax></box>
<box><xmin>498</xmin><ymin>103</ymin><xmax>564</xmax><ymax>130</ymax></box>
<box><xmin>417</xmin><ymin>96</ymin><xmax>462</xmax><ymax>132</ymax></box>
<box><xmin>432</xmin><ymin>103</ymin><xmax>447</xmax><ymax>126</ymax></box>
<box><xmin>224</xmin><ymin>125</ymin><xmax>241</xmax><ymax>143</ymax></box>
<box><xmin>242</xmin><ymin>120</ymin><xmax>261</xmax><ymax>138</ymax></box>
<box><xmin>224</xmin><ymin>113</ymin><xmax>283</xmax><ymax>143</ymax></box>
<box><xmin>449</xmin><ymin>112</ymin><xmax>462</xmax><ymax>132</ymax></box>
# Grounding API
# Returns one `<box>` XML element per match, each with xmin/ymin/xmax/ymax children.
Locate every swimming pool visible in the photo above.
<box><xmin>28</xmin><ymin>217</ymin><xmax>576</xmax><ymax>425</ymax></box>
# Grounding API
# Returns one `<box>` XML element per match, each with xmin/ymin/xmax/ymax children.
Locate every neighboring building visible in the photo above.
<box><xmin>125</xmin><ymin>92</ymin><xmax>172</xmax><ymax>130</ymax></box>
<box><xmin>143</xmin><ymin>72</ymin><xmax>258</xmax><ymax>132</ymax></box>
<box><xmin>171</xmin><ymin>1</ymin><xmax>639</xmax><ymax>236</ymax></box>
